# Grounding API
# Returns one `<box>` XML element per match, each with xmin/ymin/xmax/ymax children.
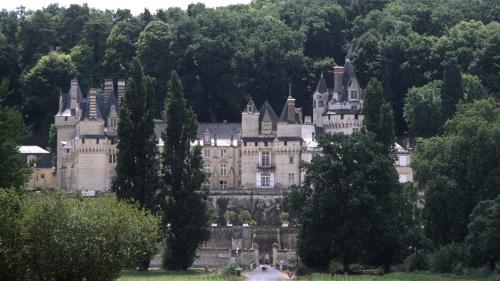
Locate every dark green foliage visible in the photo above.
<box><xmin>0</xmin><ymin>189</ymin><xmax>24</xmax><ymax>281</ymax></box>
<box><xmin>466</xmin><ymin>196</ymin><xmax>500</xmax><ymax>271</ymax></box>
<box><xmin>0</xmin><ymin>83</ymin><xmax>29</xmax><ymax>189</ymax></box>
<box><xmin>413</xmin><ymin>98</ymin><xmax>500</xmax><ymax>246</ymax></box>
<box><xmin>292</xmin><ymin>133</ymin><xmax>402</xmax><ymax>272</ymax></box>
<box><xmin>362</xmin><ymin>77</ymin><xmax>395</xmax><ymax>151</ymax></box>
<box><xmin>136</xmin><ymin>20</ymin><xmax>176</xmax><ymax>116</ymax></box>
<box><xmin>440</xmin><ymin>59</ymin><xmax>464</xmax><ymax>122</ymax></box>
<box><xmin>20</xmin><ymin>51</ymin><xmax>77</xmax><ymax>144</ymax></box>
<box><xmin>0</xmin><ymin>190</ymin><xmax>159</xmax><ymax>281</ymax></box>
<box><xmin>112</xmin><ymin>59</ymin><xmax>161</xmax><ymax>213</ymax></box>
<box><xmin>404</xmin><ymin>81</ymin><xmax>443</xmax><ymax>138</ymax></box>
<box><xmin>1</xmin><ymin>1</ymin><xmax>499</xmax><ymax>145</ymax></box>
<box><xmin>429</xmin><ymin>243</ymin><xmax>466</xmax><ymax>274</ymax></box>
<box><xmin>161</xmin><ymin>71</ymin><xmax>209</xmax><ymax>270</ymax></box>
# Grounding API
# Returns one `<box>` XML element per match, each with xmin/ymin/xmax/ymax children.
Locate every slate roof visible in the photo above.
<box><xmin>57</xmin><ymin>79</ymin><xmax>84</xmax><ymax>116</ymax></box>
<box><xmin>315</xmin><ymin>73</ymin><xmax>328</xmax><ymax>94</ymax></box>
<box><xmin>258</xmin><ymin>101</ymin><xmax>278</xmax><ymax>132</ymax></box>
<box><xmin>154</xmin><ymin>122</ymin><xmax>241</xmax><ymax>141</ymax></box>
<box><xmin>340</xmin><ymin>58</ymin><xmax>357</xmax><ymax>102</ymax></box>
<box><xmin>279</xmin><ymin>98</ymin><xmax>301</xmax><ymax>124</ymax></box>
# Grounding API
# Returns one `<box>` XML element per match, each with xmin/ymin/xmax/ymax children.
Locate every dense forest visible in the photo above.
<box><xmin>0</xmin><ymin>0</ymin><xmax>499</xmax><ymax>145</ymax></box>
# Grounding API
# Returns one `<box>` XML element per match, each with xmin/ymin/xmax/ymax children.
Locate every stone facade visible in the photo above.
<box><xmin>55</xmin><ymin>79</ymin><xmax>123</xmax><ymax>193</ymax></box>
<box><xmin>55</xmin><ymin>60</ymin><xmax>413</xmax><ymax>265</ymax></box>
<box><xmin>19</xmin><ymin>146</ymin><xmax>57</xmax><ymax>190</ymax></box>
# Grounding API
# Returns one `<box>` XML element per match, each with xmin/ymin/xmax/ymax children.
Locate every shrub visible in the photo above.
<box><xmin>430</xmin><ymin>243</ymin><xmax>466</xmax><ymax>273</ymax></box>
<box><xmin>329</xmin><ymin>260</ymin><xmax>343</xmax><ymax>274</ymax></box>
<box><xmin>239</xmin><ymin>210</ymin><xmax>251</xmax><ymax>224</ymax></box>
<box><xmin>0</xmin><ymin>189</ymin><xmax>24</xmax><ymax>281</ymax></box>
<box><xmin>224</xmin><ymin>210</ymin><xmax>237</xmax><ymax>224</ymax></box>
<box><xmin>0</xmin><ymin>191</ymin><xmax>159</xmax><ymax>281</ymax></box>
<box><xmin>208</xmin><ymin>208</ymin><xmax>219</xmax><ymax>223</ymax></box>
<box><xmin>221</xmin><ymin>262</ymin><xmax>245</xmax><ymax>275</ymax></box>
<box><xmin>403</xmin><ymin>252</ymin><xmax>429</xmax><ymax>272</ymax></box>
<box><xmin>279</xmin><ymin>212</ymin><xmax>289</xmax><ymax>224</ymax></box>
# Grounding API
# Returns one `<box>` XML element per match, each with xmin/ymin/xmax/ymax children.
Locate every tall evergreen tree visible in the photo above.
<box><xmin>440</xmin><ymin>58</ymin><xmax>464</xmax><ymax>122</ymax></box>
<box><xmin>161</xmin><ymin>71</ymin><xmax>209</xmax><ymax>270</ymax></box>
<box><xmin>362</xmin><ymin>77</ymin><xmax>395</xmax><ymax>151</ymax></box>
<box><xmin>0</xmin><ymin>80</ymin><xmax>29</xmax><ymax>189</ymax></box>
<box><xmin>112</xmin><ymin>59</ymin><xmax>160</xmax><ymax>215</ymax></box>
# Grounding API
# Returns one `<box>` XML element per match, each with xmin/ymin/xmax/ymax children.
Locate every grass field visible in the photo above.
<box><xmin>302</xmin><ymin>272</ymin><xmax>499</xmax><ymax>281</ymax></box>
<box><xmin>118</xmin><ymin>270</ymin><xmax>242</xmax><ymax>281</ymax></box>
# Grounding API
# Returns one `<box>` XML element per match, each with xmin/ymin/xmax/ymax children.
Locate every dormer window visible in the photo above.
<box><xmin>351</xmin><ymin>90</ymin><xmax>358</xmax><ymax>99</ymax></box>
<box><xmin>203</xmin><ymin>130</ymin><xmax>210</xmax><ymax>143</ymax></box>
<box><xmin>246</xmin><ymin>104</ymin><xmax>254</xmax><ymax>112</ymax></box>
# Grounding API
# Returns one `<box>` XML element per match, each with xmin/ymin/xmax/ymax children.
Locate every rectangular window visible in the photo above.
<box><xmin>399</xmin><ymin>175</ymin><xmax>408</xmax><ymax>183</ymax></box>
<box><xmin>255</xmin><ymin>141</ymin><xmax>258</xmax><ymax>146</ymax></box>
<box><xmin>355</xmin><ymin>114</ymin><xmax>358</xmax><ymax>120</ymax></box>
<box><xmin>288</xmin><ymin>173</ymin><xmax>295</xmax><ymax>186</ymax></box>
<box><xmin>399</xmin><ymin>155</ymin><xmax>407</xmax><ymax>166</ymax></box>
<box><xmin>41</xmin><ymin>174</ymin><xmax>45</xmax><ymax>179</ymax></box>
<box><xmin>341</xmin><ymin>114</ymin><xmax>344</xmax><ymax>120</ymax></box>
<box><xmin>219</xmin><ymin>180</ymin><xmax>227</xmax><ymax>189</ymax></box>
<box><xmin>221</xmin><ymin>149</ymin><xmax>227</xmax><ymax>158</ymax></box>
<box><xmin>260</xmin><ymin>151</ymin><xmax>271</xmax><ymax>167</ymax></box>
<box><xmin>289</xmin><ymin>155</ymin><xmax>294</xmax><ymax>164</ymax></box>
<box><xmin>203</xmin><ymin>163</ymin><xmax>211</xmax><ymax>175</ymax></box>
<box><xmin>82</xmin><ymin>139</ymin><xmax>85</xmax><ymax>144</ymax></box>
<box><xmin>238</xmin><ymin>164</ymin><xmax>241</xmax><ymax>176</ymax></box>
<box><xmin>96</xmin><ymin>138</ymin><xmax>99</xmax><ymax>144</ymax></box>
<box><xmin>284</xmin><ymin>141</ymin><xmax>287</xmax><ymax>146</ymax></box>
<box><xmin>220</xmin><ymin>164</ymin><xmax>227</xmax><ymax>176</ymax></box>
<box><xmin>244</xmin><ymin>141</ymin><xmax>247</xmax><ymax>146</ymax></box>
<box><xmin>264</xmin><ymin>142</ymin><xmax>268</xmax><ymax>147</ymax></box>
<box><xmin>261</xmin><ymin>173</ymin><xmax>270</xmax><ymax>187</ymax></box>
<box><xmin>204</xmin><ymin>149</ymin><xmax>210</xmax><ymax>158</ymax></box>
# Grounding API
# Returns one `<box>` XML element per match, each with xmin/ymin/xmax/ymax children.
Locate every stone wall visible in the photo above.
<box><xmin>193</xmin><ymin>226</ymin><xmax>297</xmax><ymax>267</ymax></box>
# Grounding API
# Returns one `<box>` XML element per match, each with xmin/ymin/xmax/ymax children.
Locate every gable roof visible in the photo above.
<box><xmin>315</xmin><ymin>73</ymin><xmax>328</xmax><ymax>94</ymax></box>
<box><xmin>259</xmin><ymin>100</ymin><xmax>278</xmax><ymax>132</ymax></box>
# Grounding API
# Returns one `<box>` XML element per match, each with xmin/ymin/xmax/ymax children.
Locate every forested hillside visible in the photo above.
<box><xmin>0</xmin><ymin>0</ymin><xmax>498</xmax><ymax>145</ymax></box>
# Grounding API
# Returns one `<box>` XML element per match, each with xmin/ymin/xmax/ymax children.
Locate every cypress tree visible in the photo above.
<box><xmin>0</xmin><ymin>79</ymin><xmax>29</xmax><ymax>189</ymax></box>
<box><xmin>112</xmin><ymin>59</ymin><xmax>160</xmax><ymax>214</ymax></box>
<box><xmin>441</xmin><ymin>58</ymin><xmax>464</xmax><ymax>122</ymax></box>
<box><xmin>161</xmin><ymin>71</ymin><xmax>209</xmax><ymax>270</ymax></box>
<box><xmin>362</xmin><ymin>77</ymin><xmax>395</xmax><ymax>151</ymax></box>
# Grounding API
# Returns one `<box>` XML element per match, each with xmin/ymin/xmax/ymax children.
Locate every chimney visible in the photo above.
<box><xmin>70</xmin><ymin>78</ymin><xmax>79</xmax><ymax>109</ymax></box>
<box><xmin>117</xmin><ymin>79</ymin><xmax>126</xmax><ymax>105</ymax></box>
<box><xmin>287</xmin><ymin>83</ymin><xmax>296</xmax><ymax>122</ymax></box>
<box><xmin>287</xmin><ymin>98</ymin><xmax>295</xmax><ymax>122</ymax></box>
<box><xmin>333</xmin><ymin>66</ymin><xmax>344</xmax><ymax>93</ymax></box>
<box><xmin>89</xmin><ymin>88</ymin><xmax>97</xmax><ymax>120</ymax></box>
<box><xmin>104</xmin><ymin>79</ymin><xmax>113</xmax><ymax>103</ymax></box>
<box><xmin>58</xmin><ymin>91</ymin><xmax>63</xmax><ymax>113</ymax></box>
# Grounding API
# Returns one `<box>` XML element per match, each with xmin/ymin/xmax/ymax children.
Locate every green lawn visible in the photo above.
<box><xmin>118</xmin><ymin>270</ymin><xmax>242</xmax><ymax>281</ymax></box>
<box><xmin>302</xmin><ymin>272</ymin><xmax>498</xmax><ymax>281</ymax></box>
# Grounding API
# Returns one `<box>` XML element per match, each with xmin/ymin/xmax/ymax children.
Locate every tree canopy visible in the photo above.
<box><xmin>0</xmin><ymin>0</ymin><xmax>497</xmax><ymax>146</ymax></box>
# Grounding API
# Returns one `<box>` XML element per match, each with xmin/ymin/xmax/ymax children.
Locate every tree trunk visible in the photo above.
<box><xmin>138</xmin><ymin>258</ymin><xmax>151</xmax><ymax>272</ymax></box>
<box><xmin>342</xmin><ymin>255</ymin><xmax>350</xmax><ymax>273</ymax></box>
<box><xmin>489</xmin><ymin>260</ymin><xmax>495</xmax><ymax>272</ymax></box>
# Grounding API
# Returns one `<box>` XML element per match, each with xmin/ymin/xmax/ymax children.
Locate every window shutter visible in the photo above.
<box><xmin>258</xmin><ymin>152</ymin><xmax>262</xmax><ymax>167</ymax></box>
<box><xmin>256</xmin><ymin>173</ymin><xmax>261</xmax><ymax>188</ymax></box>
<box><xmin>270</xmin><ymin>173</ymin><xmax>275</xmax><ymax>188</ymax></box>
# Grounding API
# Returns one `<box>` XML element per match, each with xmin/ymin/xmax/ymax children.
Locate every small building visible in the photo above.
<box><xmin>19</xmin><ymin>146</ymin><xmax>56</xmax><ymax>190</ymax></box>
<box><xmin>395</xmin><ymin>143</ymin><xmax>413</xmax><ymax>183</ymax></box>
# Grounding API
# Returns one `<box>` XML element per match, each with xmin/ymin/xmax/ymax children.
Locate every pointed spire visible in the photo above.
<box><xmin>315</xmin><ymin>73</ymin><xmax>328</xmax><ymax>94</ymax></box>
<box><xmin>58</xmin><ymin>89</ymin><xmax>63</xmax><ymax>113</ymax></box>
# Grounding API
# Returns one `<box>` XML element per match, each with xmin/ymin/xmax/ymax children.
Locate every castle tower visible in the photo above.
<box><xmin>312</xmin><ymin>73</ymin><xmax>329</xmax><ymax>127</ymax></box>
<box><xmin>241</xmin><ymin>97</ymin><xmax>259</xmax><ymax>136</ymax></box>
